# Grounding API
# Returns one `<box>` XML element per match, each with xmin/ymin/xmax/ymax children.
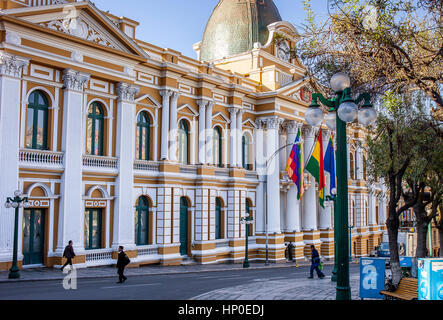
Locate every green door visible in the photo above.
<box><xmin>22</xmin><ymin>209</ymin><xmax>45</xmax><ymax>265</ymax></box>
<box><xmin>85</xmin><ymin>209</ymin><xmax>102</xmax><ymax>250</ymax></box>
<box><xmin>180</xmin><ymin>198</ymin><xmax>189</xmax><ymax>256</ymax></box>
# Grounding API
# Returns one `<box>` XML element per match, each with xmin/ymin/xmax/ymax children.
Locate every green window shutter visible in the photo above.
<box><xmin>136</xmin><ymin>112</ymin><xmax>151</xmax><ymax>160</ymax></box>
<box><xmin>87</xmin><ymin>102</ymin><xmax>105</xmax><ymax>156</ymax></box>
<box><xmin>26</xmin><ymin>91</ymin><xmax>49</xmax><ymax>150</ymax></box>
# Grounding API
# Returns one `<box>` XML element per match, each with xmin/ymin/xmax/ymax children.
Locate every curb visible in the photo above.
<box><xmin>0</xmin><ymin>262</ymin><xmax>325</xmax><ymax>284</ymax></box>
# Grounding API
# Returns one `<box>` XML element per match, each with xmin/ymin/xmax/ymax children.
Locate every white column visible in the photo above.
<box><xmin>169</xmin><ymin>91</ymin><xmax>180</xmax><ymax>162</ymax></box>
<box><xmin>285</xmin><ymin>121</ymin><xmax>302</xmax><ymax>232</ymax></box>
<box><xmin>255</xmin><ymin>120</ymin><xmax>265</xmax><ymax>233</ymax></box>
<box><xmin>160</xmin><ymin>89</ymin><xmax>172</xmax><ymax>161</ymax></box>
<box><xmin>236</xmin><ymin>109</ymin><xmax>244</xmax><ymax>167</ymax></box>
<box><xmin>229</xmin><ymin>108</ymin><xmax>238</xmax><ymax>168</ymax></box>
<box><xmin>197</xmin><ymin>99</ymin><xmax>207</xmax><ymax>165</ymax></box>
<box><xmin>265</xmin><ymin>117</ymin><xmax>283</xmax><ymax>233</ymax></box>
<box><xmin>0</xmin><ymin>53</ymin><xmax>29</xmax><ymax>262</ymax></box>
<box><xmin>112</xmin><ymin>82</ymin><xmax>140</xmax><ymax>251</ymax></box>
<box><xmin>56</xmin><ymin>68</ymin><xmax>90</xmax><ymax>256</ymax></box>
<box><xmin>320</xmin><ymin>129</ymin><xmax>332</xmax><ymax>229</ymax></box>
<box><xmin>302</xmin><ymin>126</ymin><xmax>318</xmax><ymax>231</ymax></box>
<box><xmin>205</xmin><ymin>101</ymin><xmax>214</xmax><ymax>164</ymax></box>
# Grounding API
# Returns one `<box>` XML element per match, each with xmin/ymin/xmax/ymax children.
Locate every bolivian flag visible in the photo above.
<box><xmin>306</xmin><ymin>128</ymin><xmax>326</xmax><ymax>208</ymax></box>
<box><xmin>286</xmin><ymin>128</ymin><xmax>304</xmax><ymax>200</ymax></box>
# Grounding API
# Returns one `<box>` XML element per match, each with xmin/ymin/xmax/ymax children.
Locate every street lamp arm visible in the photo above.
<box><xmin>354</xmin><ymin>93</ymin><xmax>372</xmax><ymax>107</ymax></box>
<box><xmin>311</xmin><ymin>93</ymin><xmax>335</xmax><ymax>109</ymax></box>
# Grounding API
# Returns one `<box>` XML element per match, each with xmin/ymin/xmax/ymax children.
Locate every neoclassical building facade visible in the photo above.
<box><xmin>0</xmin><ymin>0</ymin><xmax>387</xmax><ymax>270</ymax></box>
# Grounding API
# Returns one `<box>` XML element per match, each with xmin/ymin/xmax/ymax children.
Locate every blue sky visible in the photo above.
<box><xmin>92</xmin><ymin>0</ymin><xmax>329</xmax><ymax>59</ymax></box>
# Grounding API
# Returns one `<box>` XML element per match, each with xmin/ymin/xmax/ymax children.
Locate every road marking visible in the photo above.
<box><xmin>101</xmin><ymin>283</ymin><xmax>161</xmax><ymax>290</ymax></box>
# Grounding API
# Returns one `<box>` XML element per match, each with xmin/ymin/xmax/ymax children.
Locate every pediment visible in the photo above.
<box><xmin>177</xmin><ymin>104</ymin><xmax>198</xmax><ymax>117</ymax></box>
<box><xmin>14</xmin><ymin>3</ymin><xmax>148</xmax><ymax>58</ymax></box>
<box><xmin>212</xmin><ymin>112</ymin><xmax>230</xmax><ymax>124</ymax></box>
<box><xmin>242</xmin><ymin>119</ymin><xmax>257</xmax><ymax>129</ymax></box>
<box><xmin>277</xmin><ymin>78</ymin><xmax>313</xmax><ymax>102</ymax></box>
<box><xmin>135</xmin><ymin>94</ymin><xmax>161</xmax><ymax>108</ymax></box>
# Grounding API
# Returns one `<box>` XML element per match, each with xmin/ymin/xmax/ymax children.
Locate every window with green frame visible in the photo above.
<box><xmin>178</xmin><ymin>119</ymin><xmax>189</xmax><ymax>164</ymax></box>
<box><xmin>84</xmin><ymin>209</ymin><xmax>102</xmax><ymax>250</ymax></box>
<box><xmin>136</xmin><ymin>111</ymin><xmax>151</xmax><ymax>160</ymax></box>
<box><xmin>25</xmin><ymin>90</ymin><xmax>49</xmax><ymax>150</ymax></box>
<box><xmin>242</xmin><ymin>134</ymin><xmax>252</xmax><ymax>170</ymax></box>
<box><xmin>135</xmin><ymin>196</ymin><xmax>150</xmax><ymax>245</ymax></box>
<box><xmin>246</xmin><ymin>199</ymin><xmax>253</xmax><ymax>236</ymax></box>
<box><xmin>215</xmin><ymin>198</ymin><xmax>223</xmax><ymax>239</ymax></box>
<box><xmin>212</xmin><ymin>126</ymin><xmax>222</xmax><ymax>167</ymax></box>
<box><xmin>86</xmin><ymin>102</ymin><xmax>105</xmax><ymax>156</ymax></box>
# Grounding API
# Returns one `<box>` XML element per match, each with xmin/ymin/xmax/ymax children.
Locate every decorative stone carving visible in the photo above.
<box><xmin>285</xmin><ymin>120</ymin><xmax>301</xmax><ymax>135</ymax></box>
<box><xmin>41</xmin><ymin>17</ymin><xmax>117</xmax><ymax>49</ymax></box>
<box><xmin>62</xmin><ymin>68</ymin><xmax>90</xmax><ymax>92</ymax></box>
<box><xmin>0</xmin><ymin>53</ymin><xmax>29</xmax><ymax>78</ymax></box>
<box><xmin>116</xmin><ymin>82</ymin><xmax>140</xmax><ymax>102</ymax></box>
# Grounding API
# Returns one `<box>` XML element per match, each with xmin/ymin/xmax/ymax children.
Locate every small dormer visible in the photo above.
<box><xmin>102</xmin><ymin>11</ymin><xmax>139</xmax><ymax>40</ymax></box>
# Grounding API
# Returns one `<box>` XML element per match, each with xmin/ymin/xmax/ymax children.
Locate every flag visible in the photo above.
<box><xmin>306</xmin><ymin>128</ymin><xmax>326</xmax><ymax>208</ymax></box>
<box><xmin>286</xmin><ymin>128</ymin><xmax>304</xmax><ymax>200</ymax></box>
<box><xmin>324</xmin><ymin>133</ymin><xmax>336</xmax><ymax>196</ymax></box>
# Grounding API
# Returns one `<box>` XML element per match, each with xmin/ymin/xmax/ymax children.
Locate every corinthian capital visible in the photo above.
<box><xmin>264</xmin><ymin>117</ymin><xmax>284</xmax><ymax>130</ymax></box>
<box><xmin>62</xmin><ymin>68</ymin><xmax>90</xmax><ymax>92</ymax></box>
<box><xmin>285</xmin><ymin>120</ymin><xmax>301</xmax><ymax>135</ymax></box>
<box><xmin>0</xmin><ymin>53</ymin><xmax>29</xmax><ymax>78</ymax></box>
<box><xmin>159</xmin><ymin>89</ymin><xmax>173</xmax><ymax>98</ymax></box>
<box><xmin>116</xmin><ymin>82</ymin><xmax>140</xmax><ymax>102</ymax></box>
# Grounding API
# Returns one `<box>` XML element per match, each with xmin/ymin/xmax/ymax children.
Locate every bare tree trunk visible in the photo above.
<box><xmin>387</xmin><ymin>209</ymin><xmax>401</xmax><ymax>287</ymax></box>
<box><xmin>416</xmin><ymin>221</ymin><xmax>428</xmax><ymax>258</ymax></box>
<box><xmin>439</xmin><ymin>228</ymin><xmax>443</xmax><ymax>258</ymax></box>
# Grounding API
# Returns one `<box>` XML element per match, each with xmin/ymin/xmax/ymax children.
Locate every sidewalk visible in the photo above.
<box><xmin>0</xmin><ymin>260</ymin><xmax>327</xmax><ymax>283</ymax></box>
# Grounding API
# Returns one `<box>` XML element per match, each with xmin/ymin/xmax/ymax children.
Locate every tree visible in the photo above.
<box><xmin>402</xmin><ymin>114</ymin><xmax>443</xmax><ymax>258</ymax></box>
<box><xmin>366</xmin><ymin>92</ymin><xmax>427</xmax><ymax>286</ymax></box>
<box><xmin>433</xmin><ymin>204</ymin><xmax>443</xmax><ymax>257</ymax></box>
<box><xmin>298</xmin><ymin>0</ymin><xmax>443</xmax><ymax>114</ymax></box>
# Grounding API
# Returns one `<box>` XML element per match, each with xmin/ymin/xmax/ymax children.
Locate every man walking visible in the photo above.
<box><xmin>61</xmin><ymin>240</ymin><xmax>75</xmax><ymax>271</ymax></box>
<box><xmin>287</xmin><ymin>242</ymin><xmax>294</xmax><ymax>261</ymax></box>
<box><xmin>308</xmin><ymin>245</ymin><xmax>325</xmax><ymax>279</ymax></box>
<box><xmin>116</xmin><ymin>246</ymin><xmax>130</xmax><ymax>284</ymax></box>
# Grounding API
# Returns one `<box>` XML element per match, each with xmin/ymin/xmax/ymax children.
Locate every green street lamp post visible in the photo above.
<box><xmin>5</xmin><ymin>190</ymin><xmax>30</xmax><ymax>279</ymax></box>
<box><xmin>326</xmin><ymin>195</ymin><xmax>338</xmax><ymax>282</ymax></box>
<box><xmin>305</xmin><ymin>72</ymin><xmax>377</xmax><ymax>300</ymax></box>
<box><xmin>241</xmin><ymin>216</ymin><xmax>254</xmax><ymax>268</ymax></box>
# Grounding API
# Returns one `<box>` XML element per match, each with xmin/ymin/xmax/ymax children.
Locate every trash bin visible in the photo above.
<box><xmin>418</xmin><ymin>258</ymin><xmax>443</xmax><ymax>300</ymax></box>
<box><xmin>360</xmin><ymin>257</ymin><xmax>386</xmax><ymax>300</ymax></box>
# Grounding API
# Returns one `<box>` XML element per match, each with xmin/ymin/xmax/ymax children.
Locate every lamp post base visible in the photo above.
<box><xmin>331</xmin><ymin>269</ymin><xmax>337</xmax><ymax>282</ymax></box>
<box><xmin>336</xmin><ymin>286</ymin><xmax>352</xmax><ymax>300</ymax></box>
<box><xmin>8</xmin><ymin>265</ymin><xmax>20</xmax><ymax>279</ymax></box>
<box><xmin>243</xmin><ymin>261</ymin><xmax>250</xmax><ymax>268</ymax></box>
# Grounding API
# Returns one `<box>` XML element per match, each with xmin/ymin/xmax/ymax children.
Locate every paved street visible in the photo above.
<box><xmin>0</xmin><ymin>262</ymin><xmax>364</xmax><ymax>300</ymax></box>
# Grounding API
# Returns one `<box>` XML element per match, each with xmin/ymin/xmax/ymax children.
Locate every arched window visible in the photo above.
<box><xmin>215</xmin><ymin>198</ymin><xmax>223</xmax><ymax>239</ymax></box>
<box><xmin>86</xmin><ymin>102</ymin><xmax>105</xmax><ymax>156</ymax></box>
<box><xmin>350</xmin><ymin>152</ymin><xmax>355</xmax><ymax>180</ymax></box>
<box><xmin>135</xmin><ymin>196</ymin><xmax>150</xmax><ymax>246</ymax></box>
<box><xmin>212</xmin><ymin>127</ymin><xmax>222</xmax><ymax>167</ymax></box>
<box><xmin>136</xmin><ymin>111</ymin><xmax>151</xmax><ymax>160</ymax></box>
<box><xmin>178</xmin><ymin>119</ymin><xmax>189</xmax><ymax>164</ymax></box>
<box><xmin>242</xmin><ymin>134</ymin><xmax>251</xmax><ymax>170</ymax></box>
<box><xmin>26</xmin><ymin>90</ymin><xmax>49</xmax><ymax>150</ymax></box>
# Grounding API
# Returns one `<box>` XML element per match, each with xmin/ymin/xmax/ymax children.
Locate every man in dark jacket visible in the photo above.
<box><xmin>308</xmin><ymin>245</ymin><xmax>325</xmax><ymax>279</ymax></box>
<box><xmin>287</xmin><ymin>242</ymin><xmax>294</xmax><ymax>261</ymax></box>
<box><xmin>116</xmin><ymin>246</ymin><xmax>130</xmax><ymax>284</ymax></box>
<box><xmin>61</xmin><ymin>240</ymin><xmax>75</xmax><ymax>271</ymax></box>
